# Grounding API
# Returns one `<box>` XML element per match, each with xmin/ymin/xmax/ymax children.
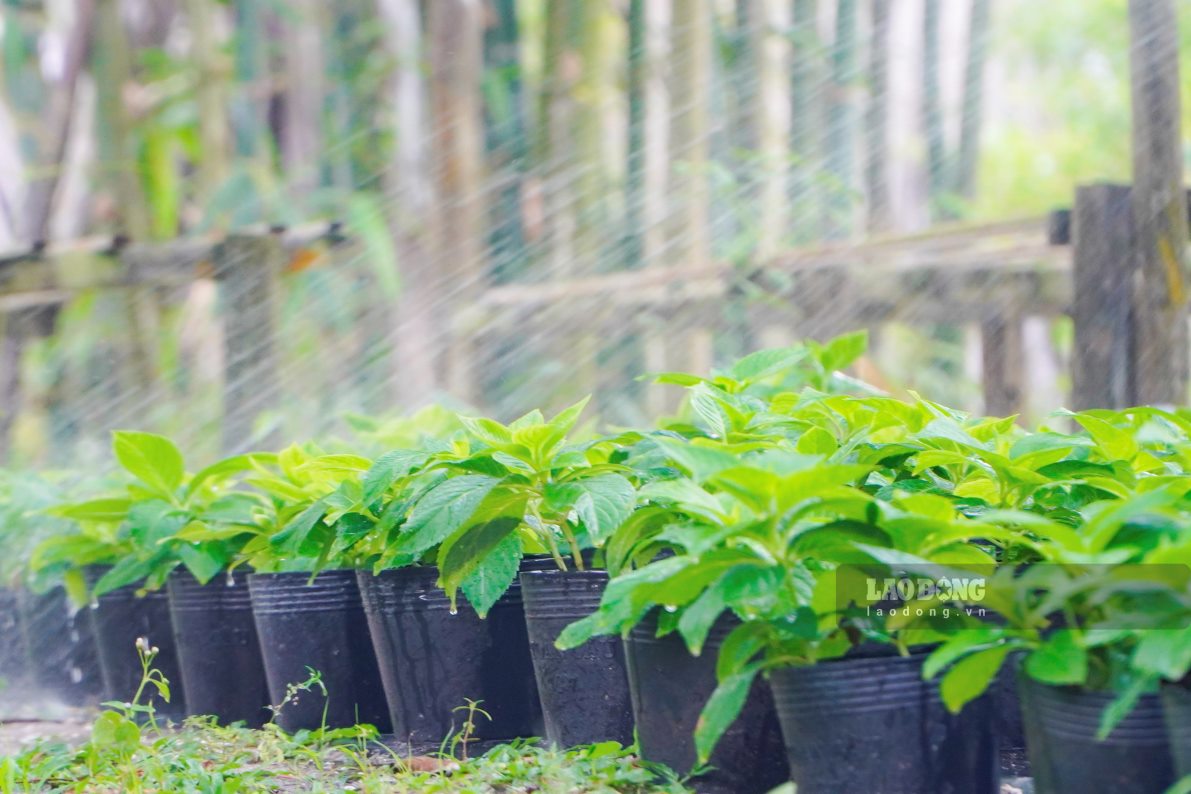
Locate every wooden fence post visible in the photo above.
<box><xmin>980</xmin><ymin>314</ymin><xmax>1024</xmax><ymax>417</ymax></box>
<box><xmin>1071</xmin><ymin>184</ymin><xmax>1134</xmax><ymax>410</ymax></box>
<box><xmin>1128</xmin><ymin>0</ymin><xmax>1189</xmax><ymax>405</ymax></box>
<box><xmin>213</xmin><ymin>233</ymin><xmax>282</xmax><ymax>453</ymax></box>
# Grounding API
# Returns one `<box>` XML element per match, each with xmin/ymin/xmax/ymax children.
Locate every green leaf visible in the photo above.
<box><xmin>713</xmin><ymin>621</ymin><xmax>773</xmax><ymax>681</ymax></box>
<box><xmin>695</xmin><ymin>667</ymin><xmax>759</xmax><ymax>764</ymax></box>
<box><xmin>677</xmin><ymin>580</ymin><xmax>729</xmax><ymax>656</ymax></box>
<box><xmin>127</xmin><ymin>500</ymin><xmax>186</xmax><ymax>548</ymax></box>
<box><xmin>1025</xmin><ymin>630</ymin><xmax>1088</xmax><ymax>685</ymax></box>
<box><xmin>1072</xmin><ymin>414</ymin><xmax>1139</xmax><ymax>462</ymax></box>
<box><xmin>460</xmin><ymin>530</ymin><xmax>524</xmax><ymax>617</ymax></box>
<box><xmin>113</xmin><ymin>430</ymin><xmax>185</xmax><ymax>496</ymax></box>
<box><xmin>940</xmin><ymin>645</ymin><xmax>1012</xmax><ymax>713</ymax></box>
<box><xmin>187</xmin><ymin>452</ymin><xmax>272</xmax><ymax>496</ymax></box>
<box><xmin>361</xmin><ymin>450</ymin><xmax>428</xmax><ymax>505</ymax></box>
<box><xmin>1132</xmin><ymin>627</ymin><xmax>1191</xmax><ymax>681</ymax></box>
<box><xmin>816</xmin><ymin>330</ymin><xmax>869</xmax><ymax>371</ymax></box>
<box><xmin>1097</xmin><ymin>674</ymin><xmax>1154</xmax><ymax>740</ymax></box>
<box><xmin>52</xmin><ymin>497</ymin><xmax>133</xmax><ymax>523</ymax></box>
<box><xmin>396</xmin><ymin>475</ymin><xmax>501</xmax><ymax>557</ymax></box>
<box><xmin>439</xmin><ymin>517</ymin><xmax>522</xmax><ymax>608</ymax></box>
<box><xmin>797</xmin><ymin>426</ymin><xmax>838</xmax><ymax>455</ymax></box>
<box><xmin>549</xmin><ymin>396</ymin><xmax>591</xmax><ymax>436</ymax></box>
<box><xmin>652</xmin><ymin>438</ymin><xmax>741</xmax><ymax>482</ymax></box>
<box><xmin>547</xmin><ymin>474</ymin><xmax>636</xmax><ymax>544</ymax></box>
<box><xmin>91</xmin><ymin>711</ymin><xmax>141</xmax><ymax>752</ymax></box>
<box><xmin>94</xmin><ymin>556</ymin><xmax>156</xmax><ymax>598</ymax></box>
<box><xmin>269</xmin><ymin>499</ymin><xmax>328</xmax><ymax>555</ymax></box>
<box><xmin>459</xmin><ymin>415</ymin><xmax>513</xmax><ymax>446</ymax></box>
<box><xmin>922</xmin><ymin>628</ymin><xmax>1002</xmax><ymax>679</ymax></box>
<box><xmin>728</xmin><ymin>347</ymin><xmax>805</xmax><ymax>382</ymax></box>
<box><xmin>177</xmin><ymin>544</ymin><xmax>227</xmax><ymax>584</ymax></box>
<box><xmin>654</xmin><ymin>372</ymin><xmax>705</xmax><ymax>387</ymax></box>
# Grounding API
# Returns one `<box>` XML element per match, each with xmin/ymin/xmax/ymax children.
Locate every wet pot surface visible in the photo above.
<box><xmin>248</xmin><ymin>570</ymin><xmax>390</xmax><ymax>733</ymax></box>
<box><xmin>90</xmin><ymin>585</ymin><xmax>187</xmax><ymax>721</ymax></box>
<box><xmin>1163</xmin><ymin>684</ymin><xmax>1191</xmax><ymax>778</ymax></box>
<box><xmin>19</xmin><ymin>587</ymin><xmax>103</xmax><ymax>705</ymax></box>
<box><xmin>520</xmin><ymin>568</ymin><xmax>634</xmax><ymax>748</ymax></box>
<box><xmin>359</xmin><ymin>566</ymin><xmax>542</xmax><ymax>750</ymax></box>
<box><xmin>1021</xmin><ymin>675</ymin><xmax>1174</xmax><ymax>794</ymax></box>
<box><xmin>625</xmin><ymin>613</ymin><xmax>789</xmax><ymax>794</ymax></box>
<box><xmin>168</xmin><ymin>570</ymin><xmax>270</xmax><ymax>726</ymax></box>
<box><xmin>769</xmin><ymin>651</ymin><xmax>998</xmax><ymax>794</ymax></box>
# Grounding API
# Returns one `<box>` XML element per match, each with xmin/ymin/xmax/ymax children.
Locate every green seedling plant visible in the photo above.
<box><xmin>0</xmin><ymin>469</ymin><xmax>86</xmax><ymax>592</ymax></box>
<box><xmin>358</xmin><ymin>397</ymin><xmax>638</xmax><ymax>616</ymax></box>
<box><xmin>650</xmin><ymin>331</ymin><xmax>877</xmax><ymax>446</ymax></box>
<box><xmin>917</xmin><ymin>486</ymin><xmax>1191</xmax><ymax>737</ymax></box>
<box><xmin>33</xmin><ymin>431</ymin><xmax>274</xmax><ymax>603</ymax></box>
<box><xmin>559</xmin><ymin>437</ymin><xmax>1000</xmax><ymax>764</ymax></box>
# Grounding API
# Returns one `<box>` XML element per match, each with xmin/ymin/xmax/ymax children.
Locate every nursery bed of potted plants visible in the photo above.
<box><xmin>1</xmin><ymin>332</ymin><xmax>1190</xmax><ymax>794</ymax></box>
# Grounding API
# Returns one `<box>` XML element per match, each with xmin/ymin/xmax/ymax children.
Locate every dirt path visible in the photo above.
<box><xmin>0</xmin><ymin>717</ymin><xmax>92</xmax><ymax>757</ymax></box>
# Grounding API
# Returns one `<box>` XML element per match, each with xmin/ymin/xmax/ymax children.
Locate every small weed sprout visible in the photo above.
<box><xmin>447</xmin><ymin>699</ymin><xmax>491</xmax><ymax>761</ymax></box>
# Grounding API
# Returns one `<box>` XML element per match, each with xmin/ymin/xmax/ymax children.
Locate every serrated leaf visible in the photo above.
<box><xmin>439</xmin><ymin>517</ymin><xmax>522</xmax><ymax>608</ymax></box>
<box><xmin>361</xmin><ymin>450</ymin><xmax>428</xmax><ymax>505</ymax></box>
<box><xmin>269</xmin><ymin>499</ymin><xmax>328</xmax><ymax>556</ymax></box>
<box><xmin>395</xmin><ymin>475</ymin><xmax>500</xmax><ymax>557</ymax></box>
<box><xmin>460</xmin><ymin>530</ymin><xmax>524</xmax><ymax>617</ymax></box>
<box><xmin>547</xmin><ymin>474</ymin><xmax>636</xmax><ymax>544</ymax></box>
<box><xmin>652</xmin><ymin>438</ymin><xmax>740</xmax><ymax>482</ymax></box>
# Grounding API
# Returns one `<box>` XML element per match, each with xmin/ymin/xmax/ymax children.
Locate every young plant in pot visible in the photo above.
<box><xmin>922</xmin><ymin>488</ymin><xmax>1191</xmax><ymax>794</ymax></box>
<box><xmin>36</xmin><ymin>431</ymin><xmax>284</xmax><ymax>723</ymax></box>
<box><xmin>353</xmin><ymin>398</ymin><xmax>637</xmax><ymax>751</ymax></box>
<box><xmin>561</xmin><ymin>446</ymin><xmax>1004</xmax><ymax>794</ymax></box>
<box><xmin>32</xmin><ymin>431</ymin><xmax>217</xmax><ymax>721</ymax></box>
<box><xmin>223</xmin><ymin>443</ymin><xmax>391</xmax><ymax>734</ymax></box>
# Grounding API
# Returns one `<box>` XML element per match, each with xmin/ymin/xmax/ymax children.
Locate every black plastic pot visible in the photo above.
<box><xmin>625</xmin><ymin>613</ymin><xmax>789</xmax><ymax>794</ymax></box>
<box><xmin>769</xmin><ymin>650</ymin><xmax>998</xmax><ymax>794</ymax></box>
<box><xmin>359</xmin><ymin>565</ymin><xmax>542</xmax><ymax>750</ymax></box>
<box><xmin>248</xmin><ymin>570</ymin><xmax>389</xmax><ymax>733</ymax></box>
<box><xmin>90</xmin><ymin>582</ymin><xmax>187</xmax><ymax>721</ymax></box>
<box><xmin>1161</xmin><ymin>684</ymin><xmax>1191</xmax><ymax>778</ymax></box>
<box><xmin>1020</xmin><ymin>674</ymin><xmax>1175</xmax><ymax>794</ymax></box>
<box><xmin>168</xmin><ymin>569</ymin><xmax>270</xmax><ymax>726</ymax></box>
<box><xmin>996</xmin><ymin>659</ymin><xmax>1029</xmax><ymax>775</ymax></box>
<box><xmin>520</xmin><ymin>568</ymin><xmax>634</xmax><ymax>747</ymax></box>
<box><xmin>0</xmin><ymin>588</ymin><xmax>28</xmax><ymax>689</ymax></box>
<box><xmin>18</xmin><ymin>586</ymin><xmax>103</xmax><ymax>705</ymax></box>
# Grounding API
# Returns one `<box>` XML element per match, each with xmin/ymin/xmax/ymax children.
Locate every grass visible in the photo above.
<box><xmin>1</xmin><ymin>648</ymin><xmax>691</xmax><ymax>793</ymax></box>
<box><xmin>0</xmin><ymin>719</ymin><xmax>693</xmax><ymax>793</ymax></box>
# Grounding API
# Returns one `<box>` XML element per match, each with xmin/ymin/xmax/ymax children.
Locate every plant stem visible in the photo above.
<box><xmin>559</xmin><ymin>523</ymin><xmax>585</xmax><ymax>571</ymax></box>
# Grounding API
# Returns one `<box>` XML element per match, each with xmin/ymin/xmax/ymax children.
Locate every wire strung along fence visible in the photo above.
<box><xmin>0</xmin><ymin>213</ymin><xmax>1074</xmax><ymax>464</ymax></box>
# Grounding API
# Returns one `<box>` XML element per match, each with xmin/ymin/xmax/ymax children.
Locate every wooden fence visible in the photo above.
<box><xmin>2</xmin><ymin>188</ymin><xmax>1188</xmax><ymax>462</ymax></box>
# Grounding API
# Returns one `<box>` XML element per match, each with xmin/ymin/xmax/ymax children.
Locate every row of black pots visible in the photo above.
<box><xmin>21</xmin><ymin>565</ymin><xmax>1187</xmax><ymax>794</ymax></box>
<box><xmin>624</xmin><ymin>614</ymin><xmax>999</xmax><ymax>794</ymax></box>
